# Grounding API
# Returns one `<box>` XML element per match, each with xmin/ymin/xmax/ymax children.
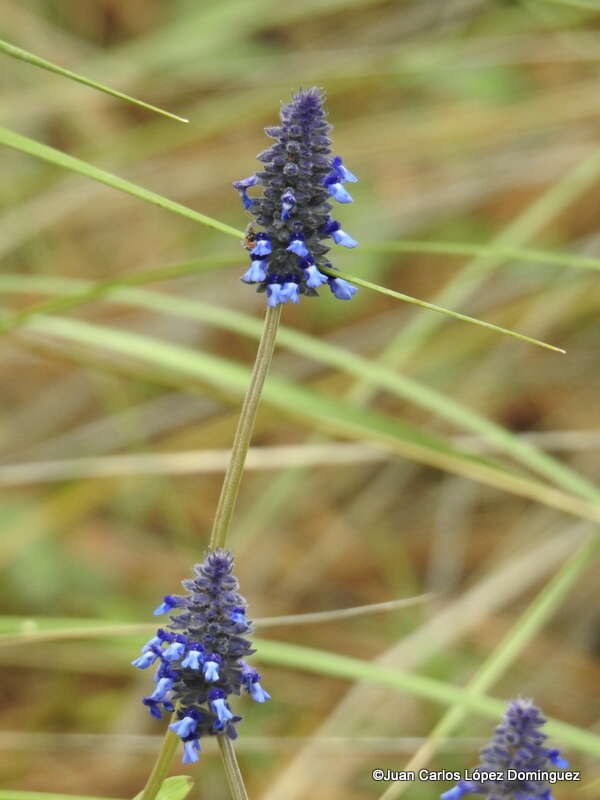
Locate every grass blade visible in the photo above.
<box><xmin>0</xmin><ymin>126</ymin><xmax>242</xmax><ymax>239</ymax></box>
<box><xmin>0</xmin><ymin>39</ymin><xmax>189</xmax><ymax>123</ymax></box>
<box><xmin>253</xmin><ymin>637</ymin><xmax>600</xmax><ymax>758</ymax></box>
<box><xmin>323</xmin><ymin>267</ymin><xmax>565</xmax><ymax>354</ymax></box>
<box><xmin>1</xmin><ymin>273</ymin><xmax>592</xmax><ymax>500</ymax></box>
<box><xmin>14</xmin><ymin>313</ymin><xmax>600</xmax><ymax>523</ymax></box>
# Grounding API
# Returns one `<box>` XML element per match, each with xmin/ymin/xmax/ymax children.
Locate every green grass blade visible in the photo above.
<box><xmin>253</xmin><ymin>637</ymin><xmax>600</xmax><ymax>758</ymax></box>
<box><xmin>14</xmin><ymin>312</ymin><xmax>600</xmax><ymax>523</ymax></box>
<box><xmin>362</xmin><ymin>240</ymin><xmax>600</xmax><ymax>273</ymax></box>
<box><xmin>0</xmin><ymin>126</ymin><xmax>242</xmax><ymax>239</ymax></box>
<box><xmin>323</xmin><ymin>267</ymin><xmax>565</xmax><ymax>354</ymax></box>
<box><xmin>0</xmin><ymin>273</ymin><xmax>596</xmax><ymax>500</ymax></box>
<box><xmin>0</xmin><ymin>39</ymin><xmax>188</xmax><ymax>123</ymax></box>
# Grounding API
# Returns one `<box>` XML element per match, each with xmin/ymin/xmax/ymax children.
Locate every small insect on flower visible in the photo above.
<box><xmin>132</xmin><ymin>549</ymin><xmax>270</xmax><ymax>763</ymax></box>
<box><xmin>440</xmin><ymin>698</ymin><xmax>569</xmax><ymax>800</ymax></box>
<box><xmin>233</xmin><ymin>86</ymin><xmax>359</xmax><ymax>306</ymax></box>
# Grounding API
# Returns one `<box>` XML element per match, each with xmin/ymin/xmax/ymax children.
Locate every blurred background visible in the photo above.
<box><xmin>1</xmin><ymin>0</ymin><xmax>599</xmax><ymax>798</ymax></box>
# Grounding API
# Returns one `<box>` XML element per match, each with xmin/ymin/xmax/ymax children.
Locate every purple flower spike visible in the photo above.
<box><xmin>132</xmin><ymin>549</ymin><xmax>267</xmax><ymax>763</ymax></box>
<box><xmin>440</xmin><ymin>699</ymin><xmax>568</xmax><ymax>800</ymax></box>
<box><xmin>233</xmin><ymin>87</ymin><xmax>358</xmax><ymax>304</ymax></box>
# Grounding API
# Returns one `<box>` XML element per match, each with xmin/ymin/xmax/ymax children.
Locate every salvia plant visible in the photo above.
<box><xmin>441</xmin><ymin>699</ymin><xmax>568</xmax><ymax>800</ymax></box>
<box><xmin>233</xmin><ymin>87</ymin><xmax>359</xmax><ymax>305</ymax></box>
<box><xmin>132</xmin><ymin>549</ymin><xmax>269</xmax><ymax>764</ymax></box>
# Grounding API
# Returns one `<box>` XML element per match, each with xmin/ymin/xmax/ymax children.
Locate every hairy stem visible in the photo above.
<box><xmin>139</xmin><ymin>304</ymin><xmax>281</xmax><ymax>800</ymax></box>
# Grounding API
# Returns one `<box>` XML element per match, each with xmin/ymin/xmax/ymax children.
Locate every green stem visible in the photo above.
<box><xmin>218</xmin><ymin>734</ymin><xmax>250</xmax><ymax>800</ymax></box>
<box><xmin>139</xmin><ymin>304</ymin><xmax>281</xmax><ymax>800</ymax></box>
<box><xmin>209</xmin><ymin>303</ymin><xmax>282</xmax><ymax>550</ymax></box>
<box><xmin>140</xmin><ymin>727</ymin><xmax>180</xmax><ymax>800</ymax></box>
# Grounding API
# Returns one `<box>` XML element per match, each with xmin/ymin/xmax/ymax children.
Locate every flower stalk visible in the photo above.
<box><xmin>139</xmin><ymin>303</ymin><xmax>282</xmax><ymax>800</ymax></box>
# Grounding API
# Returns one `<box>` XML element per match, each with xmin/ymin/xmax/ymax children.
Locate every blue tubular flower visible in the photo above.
<box><xmin>209</xmin><ymin>689</ymin><xmax>235</xmax><ymax>725</ymax></box>
<box><xmin>163</xmin><ymin>639</ymin><xmax>187</xmax><ymax>662</ymax></box>
<box><xmin>133</xmin><ymin>549</ymin><xmax>269</xmax><ymax>763</ymax></box>
<box><xmin>329</xmin><ymin>277</ymin><xmax>357</xmax><ymax>300</ymax></box>
<box><xmin>440</xmin><ymin>698</ymin><xmax>568</xmax><ymax>800</ymax></box>
<box><xmin>331</xmin><ymin>155</ymin><xmax>358</xmax><ymax>183</ymax></box>
<box><xmin>169</xmin><ymin>715</ymin><xmax>198</xmax><ymax>739</ymax></box>
<box><xmin>182</xmin><ymin>739</ymin><xmax>201</xmax><ymax>764</ymax></box>
<box><xmin>324</xmin><ymin>174</ymin><xmax>353</xmax><ymax>204</ymax></box>
<box><xmin>181</xmin><ymin>648</ymin><xmax>203</xmax><ymax>670</ymax></box>
<box><xmin>322</xmin><ymin>219</ymin><xmax>358</xmax><ymax>248</ymax></box>
<box><xmin>241</xmin><ymin>665</ymin><xmax>271</xmax><ymax>703</ymax></box>
<box><xmin>287</xmin><ymin>236</ymin><xmax>310</xmax><ymax>259</ymax></box>
<box><xmin>251</xmin><ymin>236</ymin><xmax>272</xmax><ymax>257</ymax></box>
<box><xmin>131</xmin><ymin>649</ymin><xmax>160</xmax><ymax>669</ymax></box>
<box><xmin>233</xmin><ymin>87</ymin><xmax>359</xmax><ymax>304</ymax></box>
<box><xmin>241</xmin><ymin>259</ymin><xmax>268</xmax><ymax>283</ymax></box>
<box><xmin>202</xmin><ymin>654</ymin><xmax>221</xmax><ymax>682</ymax></box>
<box><xmin>305</xmin><ymin>264</ymin><xmax>328</xmax><ymax>288</ymax></box>
<box><xmin>153</xmin><ymin>595</ymin><xmax>182</xmax><ymax>616</ymax></box>
<box><xmin>233</xmin><ymin>175</ymin><xmax>259</xmax><ymax>209</ymax></box>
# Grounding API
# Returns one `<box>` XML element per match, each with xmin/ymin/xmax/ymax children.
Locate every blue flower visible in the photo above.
<box><xmin>440</xmin><ymin>699</ymin><xmax>568</xmax><ymax>800</ymax></box>
<box><xmin>210</xmin><ymin>689</ymin><xmax>235</xmax><ymax>726</ymax></box>
<box><xmin>266</xmin><ymin>283</ymin><xmax>286</xmax><ymax>306</ymax></box>
<box><xmin>233</xmin><ymin>175</ymin><xmax>259</xmax><ymax>210</ymax></box>
<box><xmin>230</xmin><ymin>607</ymin><xmax>246</xmax><ymax>625</ymax></box>
<box><xmin>131</xmin><ymin>649</ymin><xmax>160</xmax><ymax>669</ymax></box>
<box><xmin>331</xmin><ymin>155</ymin><xmax>358</xmax><ymax>183</ymax></box>
<box><xmin>153</xmin><ymin>595</ymin><xmax>182</xmax><ymax>616</ymax></box>
<box><xmin>281</xmin><ymin>282</ymin><xmax>300</xmax><ymax>304</ymax></box>
<box><xmin>133</xmin><ymin>549</ymin><xmax>269</xmax><ymax>763</ymax></box>
<box><xmin>169</xmin><ymin>715</ymin><xmax>198</xmax><ymax>739</ymax></box>
<box><xmin>241</xmin><ymin>259</ymin><xmax>268</xmax><ymax>283</ymax></box>
<box><xmin>305</xmin><ymin>264</ymin><xmax>328</xmax><ymax>288</ymax></box>
<box><xmin>241</xmin><ymin>666</ymin><xmax>271</xmax><ymax>703</ymax></box>
<box><xmin>251</xmin><ymin>237</ymin><xmax>272</xmax><ymax>257</ymax></box>
<box><xmin>287</xmin><ymin>236</ymin><xmax>310</xmax><ymax>259</ymax></box>
<box><xmin>329</xmin><ymin>278</ymin><xmax>358</xmax><ymax>300</ymax></box>
<box><xmin>280</xmin><ymin>188</ymin><xmax>296</xmax><ymax>220</ymax></box>
<box><xmin>322</xmin><ymin>219</ymin><xmax>358</xmax><ymax>248</ymax></box>
<box><xmin>203</xmin><ymin>654</ymin><xmax>221</xmax><ymax>682</ymax></box>
<box><xmin>181</xmin><ymin>648</ymin><xmax>203</xmax><ymax>670</ymax></box>
<box><xmin>182</xmin><ymin>739</ymin><xmax>201</xmax><ymax>764</ymax></box>
<box><xmin>233</xmin><ymin>87</ymin><xmax>358</xmax><ymax>304</ymax></box>
<box><xmin>324</xmin><ymin>174</ymin><xmax>353</xmax><ymax>204</ymax></box>
<box><xmin>162</xmin><ymin>639</ymin><xmax>187</xmax><ymax>661</ymax></box>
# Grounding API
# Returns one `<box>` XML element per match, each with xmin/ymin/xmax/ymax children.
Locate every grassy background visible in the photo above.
<box><xmin>1</xmin><ymin>1</ymin><xmax>599</xmax><ymax>798</ymax></box>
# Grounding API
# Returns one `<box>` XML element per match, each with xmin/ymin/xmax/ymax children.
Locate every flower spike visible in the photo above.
<box><xmin>132</xmin><ymin>550</ymin><xmax>269</xmax><ymax>763</ymax></box>
<box><xmin>233</xmin><ymin>87</ymin><xmax>358</xmax><ymax>305</ymax></box>
<box><xmin>440</xmin><ymin>698</ymin><xmax>568</xmax><ymax>800</ymax></box>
